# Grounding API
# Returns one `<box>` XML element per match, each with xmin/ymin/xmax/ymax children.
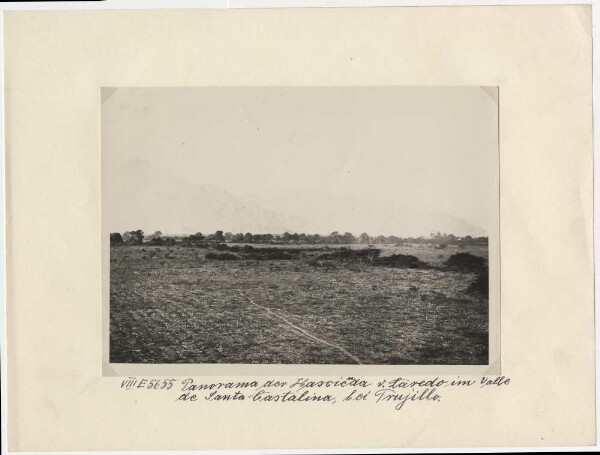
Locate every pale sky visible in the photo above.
<box><xmin>102</xmin><ymin>87</ymin><xmax>498</xmax><ymax>236</ymax></box>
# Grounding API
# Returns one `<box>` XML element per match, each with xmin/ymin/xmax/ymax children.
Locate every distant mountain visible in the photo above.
<box><xmin>106</xmin><ymin>160</ymin><xmax>486</xmax><ymax>237</ymax></box>
<box><xmin>258</xmin><ymin>191</ymin><xmax>486</xmax><ymax>237</ymax></box>
<box><xmin>105</xmin><ymin>160</ymin><xmax>299</xmax><ymax>235</ymax></box>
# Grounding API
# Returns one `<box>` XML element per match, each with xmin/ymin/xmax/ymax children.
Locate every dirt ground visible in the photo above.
<box><xmin>109</xmin><ymin>244</ymin><xmax>488</xmax><ymax>365</ymax></box>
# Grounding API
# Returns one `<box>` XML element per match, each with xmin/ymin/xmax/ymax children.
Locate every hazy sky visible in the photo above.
<box><xmin>102</xmin><ymin>87</ymin><xmax>498</xmax><ymax>235</ymax></box>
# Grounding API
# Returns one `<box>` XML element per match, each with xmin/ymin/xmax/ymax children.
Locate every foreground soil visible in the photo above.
<box><xmin>109</xmin><ymin>244</ymin><xmax>488</xmax><ymax>364</ymax></box>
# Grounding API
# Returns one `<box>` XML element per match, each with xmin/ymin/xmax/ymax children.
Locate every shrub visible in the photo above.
<box><xmin>467</xmin><ymin>267</ymin><xmax>489</xmax><ymax>297</ymax></box>
<box><xmin>444</xmin><ymin>253</ymin><xmax>486</xmax><ymax>273</ymax></box>
<box><xmin>110</xmin><ymin>233</ymin><xmax>123</xmax><ymax>245</ymax></box>
<box><xmin>373</xmin><ymin>254</ymin><xmax>427</xmax><ymax>269</ymax></box>
<box><xmin>243</xmin><ymin>248</ymin><xmax>295</xmax><ymax>260</ymax></box>
<box><xmin>186</xmin><ymin>232</ymin><xmax>205</xmax><ymax>242</ymax></box>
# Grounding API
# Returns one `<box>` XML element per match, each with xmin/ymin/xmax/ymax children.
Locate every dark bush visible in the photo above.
<box><xmin>186</xmin><ymin>232</ymin><xmax>205</xmax><ymax>242</ymax></box>
<box><xmin>110</xmin><ymin>233</ymin><xmax>123</xmax><ymax>245</ymax></box>
<box><xmin>467</xmin><ymin>266</ymin><xmax>489</xmax><ymax>297</ymax></box>
<box><xmin>243</xmin><ymin>248</ymin><xmax>295</xmax><ymax>260</ymax></box>
<box><xmin>373</xmin><ymin>254</ymin><xmax>428</xmax><ymax>269</ymax></box>
<box><xmin>444</xmin><ymin>253</ymin><xmax>486</xmax><ymax>273</ymax></box>
<box><xmin>182</xmin><ymin>241</ymin><xmax>210</xmax><ymax>249</ymax></box>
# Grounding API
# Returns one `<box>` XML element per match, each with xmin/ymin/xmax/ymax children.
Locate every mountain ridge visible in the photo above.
<box><xmin>106</xmin><ymin>160</ymin><xmax>487</xmax><ymax>237</ymax></box>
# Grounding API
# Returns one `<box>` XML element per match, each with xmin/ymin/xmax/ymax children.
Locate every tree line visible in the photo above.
<box><xmin>110</xmin><ymin>229</ymin><xmax>487</xmax><ymax>247</ymax></box>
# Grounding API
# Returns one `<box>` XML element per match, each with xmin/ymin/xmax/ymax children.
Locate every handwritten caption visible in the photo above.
<box><xmin>119</xmin><ymin>375</ymin><xmax>510</xmax><ymax>411</ymax></box>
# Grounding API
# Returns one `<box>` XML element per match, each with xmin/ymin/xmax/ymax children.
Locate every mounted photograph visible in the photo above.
<box><xmin>101</xmin><ymin>86</ymin><xmax>500</xmax><ymax>370</ymax></box>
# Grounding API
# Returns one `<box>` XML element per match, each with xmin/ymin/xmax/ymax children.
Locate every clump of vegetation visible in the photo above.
<box><xmin>444</xmin><ymin>253</ymin><xmax>486</xmax><ymax>273</ymax></box>
<box><xmin>205</xmin><ymin>252</ymin><xmax>239</xmax><ymax>260</ymax></box>
<box><xmin>443</xmin><ymin>253</ymin><xmax>488</xmax><ymax>298</ymax></box>
<box><xmin>467</xmin><ymin>267</ymin><xmax>489</xmax><ymax>297</ymax></box>
<box><xmin>243</xmin><ymin>248</ymin><xmax>295</xmax><ymax>261</ymax></box>
<box><xmin>121</xmin><ymin>229</ymin><xmax>145</xmax><ymax>245</ymax></box>
<box><xmin>186</xmin><ymin>232</ymin><xmax>205</xmax><ymax>242</ymax></box>
<box><xmin>110</xmin><ymin>232</ymin><xmax>123</xmax><ymax>245</ymax></box>
<box><xmin>226</xmin><ymin>245</ymin><xmax>255</xmax><ymax>252</ymax></box>
<box><xmin>315</xmin><ymin>248</ymin><xmax>381</xmax><ymax>263</ymax></box>
<box><xmin>373</xmin><ymin>254</ymin><xmax>428</xmax><ymax>269</ymax></box>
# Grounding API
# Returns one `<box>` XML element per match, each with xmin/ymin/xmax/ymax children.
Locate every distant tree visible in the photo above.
<box><xmin>342</xmin><ymin>232</ymin><xmax>355</xmax><ymax>244</ymax></box>
<box><xmin>128</xmin><ymin>230</ymin><xmax>144</xmax><ymax>245</ymax></box>
<box><xmin>328</xmin><ymin>231</ymin><xmax>342</xmax><ymax>244</ymax></box>
<box><xmin>244</xmin><ymin>232</ymin><xmax>254</xmax><ymax>243</ymax></box>
<box><xmin>110</xmin><ymin>232</ymin><xmax>123</xmax><ymax>245</ymax></box>
<box><xmin>283</xmin><ymin>232</ymin><xmax>292</xmax><ymax>242</ymax></box>
<box><xmin>233</xmin><ymin>233</ymin><xmax>245</xmax><ymax>243</ymax></box>
<box><xmin>374</xmin><ymin>235</ymin><xmax>387</xmax><ymax>244</ymax></box>
<box><xmin>213</xmin><ymin>230</ymin><xmax>225</xmax><ymax>242</ymax></box>
<box><xmin>224</xmin><ymin>232</ymin><xmax>233</xmax><ymax>242</ymax></box>
<box><xmin>187</xmin><ymin>232</ymin><xmax>205</xmax><ymax>242</ymax></box>
<box><xmin>358</xmin><ymin>233</ymin><xmax>371</xmax><ymax>244</ymax></box>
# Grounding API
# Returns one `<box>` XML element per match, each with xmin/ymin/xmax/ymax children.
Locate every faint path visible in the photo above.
<box><xmin>238</xmin><ymin>291</ymin><xmax>363</xmax><ymax>365</ymax></box>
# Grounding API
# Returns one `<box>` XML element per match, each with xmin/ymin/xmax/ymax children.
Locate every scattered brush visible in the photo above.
<box><xmin>372</xmin><ymin>254</ymin><xmax>428</xmax><ymax>269</ymax></box>
<box><xmin>315</xmin><ymin>248</ymin><xmax>381</xmax><ymax>263</ymax></box>
<box><xmin>226</xmin><ymin>245</ymin><xmax>254</xmax><ymax>252</ymax></box>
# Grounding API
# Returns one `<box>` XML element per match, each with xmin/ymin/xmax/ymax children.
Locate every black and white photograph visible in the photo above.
<box><xmin>103</xmin><ymin>87</ymin><xmax>499</xmax><ymax>366</ymax></box>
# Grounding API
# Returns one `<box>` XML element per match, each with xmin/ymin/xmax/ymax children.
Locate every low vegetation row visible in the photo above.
<box><xmin>110</xmin><ymin>229</ymin><xmax>488</xmax><ymax>248</ymax></box>
<box><xmin>203</xmin><ymin>247</ymin><xmax>488</xmax><ymax>298</ymax></box>
<box><xmin>116</xmin><ymin>236</ymin><xmax>489</xmax><ymax>298</ymax></box>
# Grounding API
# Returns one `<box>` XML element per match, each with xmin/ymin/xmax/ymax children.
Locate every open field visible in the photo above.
<box><xmin>109</xmin><ymin>244</ymin><xmax>488</xmax><ymax>365</ymax></box>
